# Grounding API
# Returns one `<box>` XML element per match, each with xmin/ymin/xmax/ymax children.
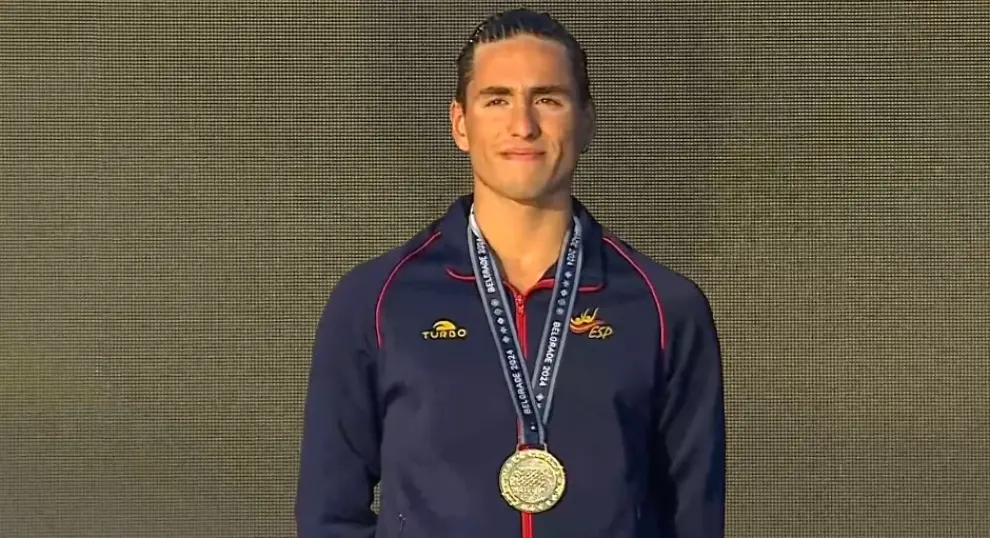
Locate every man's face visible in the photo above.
<box><xmin>450</xmin><ymin>34</ymin><xmax>595</xmax><ymax>204</ymax></box>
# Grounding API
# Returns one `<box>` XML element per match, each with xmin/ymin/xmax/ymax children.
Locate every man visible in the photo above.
<box><xmin>296</xmin><ymin>8</ymin><xmax>725</xmax><ymax>538</ymax></box>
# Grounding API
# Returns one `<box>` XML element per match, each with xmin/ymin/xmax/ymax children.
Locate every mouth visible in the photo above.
<box><xmin>500</xmin><ymin>150</ymin><xmax>545</xmax><ymax>161</ymax></box>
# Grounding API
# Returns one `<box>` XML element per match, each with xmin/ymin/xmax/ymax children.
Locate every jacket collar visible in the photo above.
<box><xmin>436</xmin><ymin>194</ymin><xmax>606</xmax><ymax>290</ymax></box>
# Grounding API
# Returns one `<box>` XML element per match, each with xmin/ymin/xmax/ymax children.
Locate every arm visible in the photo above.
<box><xmin>295</xmin><ymin>274</ymin><xmax>381</xmax><ymax>538</ymax></box>
<box><xmin>657</xmin><ymin>285</ymin><xmax>726</xmax><ymax>538</ymax></box>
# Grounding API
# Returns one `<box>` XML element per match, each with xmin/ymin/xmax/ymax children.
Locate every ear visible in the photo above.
<box><xmin>579</xmin><ymin>101</ymin><xmax>597</xmax><ymax>154</ymax></box>
<box><xmin>450</xmin><ymin>99</ymin><xmax>470</xmax><ymax>152</ymax></box>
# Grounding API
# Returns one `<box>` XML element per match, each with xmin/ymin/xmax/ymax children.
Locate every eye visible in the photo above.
<box><xmin>485</xmin><ymin>98</ymin><xmax>508</xmax><ymax>107</ymax></box>
<box><xmin>536</xmin><ymin>97</ymin><xmax>563</xmax><ymax>106</ymax></box>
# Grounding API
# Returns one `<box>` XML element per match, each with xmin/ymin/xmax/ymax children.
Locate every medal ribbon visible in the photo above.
<box><xmin>467</xmin><ymin>207</ymin><xmax>584</xmax><ymax>447</ymax></box>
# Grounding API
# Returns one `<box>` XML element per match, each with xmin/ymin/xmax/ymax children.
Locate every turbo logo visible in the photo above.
<box><xmin>422</xmin><ymin>319</ymin><xmax>468</xmax><ymax>340</ymax></box>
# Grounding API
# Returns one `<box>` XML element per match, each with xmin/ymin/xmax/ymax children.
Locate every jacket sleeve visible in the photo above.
<box><xmin>295</xmin><ymin>271</ymin><xmax>381</xmax><ymax>538</ymax></box>
<box><xmin>656</xmin><ymin>284</ymin><xmax>726</xmax><ymax>538</ymax></box>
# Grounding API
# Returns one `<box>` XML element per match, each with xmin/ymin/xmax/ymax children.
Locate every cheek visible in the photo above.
<box><xmin>464</xmin><ymin>119</ymin><xmax>491</xmax><ymax>144</ymax></box>
<box><xmin>465</xmin><ymin>129</ymin><xmax>503</xmax><ymax>160</ymax></box>
<box><xmin>540</xmin><ymin>117</ymin><xmax>580</xmax><ymax>149</ymax></box>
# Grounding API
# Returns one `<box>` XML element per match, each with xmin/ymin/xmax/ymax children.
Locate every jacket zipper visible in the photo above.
<box><xmin>511</xmin><ymin>288</ymin><xmax>535</xmax><ymax>538</ymax></box>
<box><xmin>508</xmin><ymin>278</ymin><xmax>559</xmax><ymax>538</ymax></box>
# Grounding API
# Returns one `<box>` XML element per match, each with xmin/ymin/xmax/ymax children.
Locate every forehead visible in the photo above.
<box><xmin>469</xmin><ymin>34</ymin><xmax>575</xmax><ymax>92</ymax></box>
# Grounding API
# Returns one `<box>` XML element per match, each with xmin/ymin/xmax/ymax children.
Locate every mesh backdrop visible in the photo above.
<box><xmin>2</xmin><ymin>1</ymin><xmax>988</xmax><ymax>538</ymax></box>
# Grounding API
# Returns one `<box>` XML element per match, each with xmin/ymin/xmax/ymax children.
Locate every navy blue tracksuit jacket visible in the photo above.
<box><xmin>296</xmin><ymin>195</ymin><xmax>726</xmax><ymax>538</ymax></box>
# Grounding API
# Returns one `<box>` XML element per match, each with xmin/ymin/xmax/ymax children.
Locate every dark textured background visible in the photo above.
<box><xmin>2</xmin><ymin>2</ymin><xmax>988</xmax><ymax>537</ymax></box>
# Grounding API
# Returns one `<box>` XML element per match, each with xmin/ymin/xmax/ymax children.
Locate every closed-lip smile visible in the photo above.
<box><xmin>500</xmin><ymin>149</ymin><xmax>545</xmax><ymax>160</ymax></box>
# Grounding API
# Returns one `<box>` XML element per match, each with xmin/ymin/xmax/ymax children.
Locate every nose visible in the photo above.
<box><xmin>508</xmin><ymin>103</ymin><xmax>540</xmax><ymax>140</ymax></box>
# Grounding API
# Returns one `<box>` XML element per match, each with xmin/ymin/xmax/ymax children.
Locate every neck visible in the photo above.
<box><xmin>472</xmin><ymin>182</ymin><xmax>573</xmax><ymax>292</ymax></box>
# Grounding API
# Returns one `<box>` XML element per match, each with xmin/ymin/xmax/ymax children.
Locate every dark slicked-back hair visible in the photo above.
<box><xmin>455</xmin><ymin>9</ymin><xmax>592</xmax><ymax>106</ymax></box>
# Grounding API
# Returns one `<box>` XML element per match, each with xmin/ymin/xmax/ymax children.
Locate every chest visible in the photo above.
<box><xmin>376</xmin><ymin>277</ymin><xmax>661</xmax><ymax>427</ymax></box>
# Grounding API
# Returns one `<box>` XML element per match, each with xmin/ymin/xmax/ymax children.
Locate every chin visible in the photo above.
<box><xmin>494</xmin><ymin>180</ymin><xmax>569</xmax><ymax>206</ymax></box>
<box><xmin>475</xmin><ymin>168</ymin><xmax>572</xmax><ymax>205</ymax></box>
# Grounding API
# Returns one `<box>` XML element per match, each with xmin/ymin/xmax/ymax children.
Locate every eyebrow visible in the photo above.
<box><xmin>476</xmin><ymin>85</ymin><xmax>572</xmax><ymax>98</ymax></box>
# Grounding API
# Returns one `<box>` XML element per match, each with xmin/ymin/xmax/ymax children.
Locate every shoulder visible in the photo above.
<box><xmin>332</xmin><ymin>228</ymin><xmax>442</xmax><ymax>302</ymax></box>
<box><xmin>319</xmin><ymin>226</ymin><xmax>444</xmax><ymax>346</ymax></box>
<box><xmin>601</xmin><ymin>233</ymin><xmax>716</xmax><ymax>346</ymax></box>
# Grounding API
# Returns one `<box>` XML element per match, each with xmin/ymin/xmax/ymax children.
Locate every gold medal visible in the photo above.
<box><xmin>498</xmin><ymin>448</ymin><xmax>566</xmax><ymax>513</ymax></box>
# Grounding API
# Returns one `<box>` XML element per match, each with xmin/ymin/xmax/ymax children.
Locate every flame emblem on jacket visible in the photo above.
<box><xmin>569</xmin><ymin>308</ymin><xmax>613</xmax><ymax>340</ymax></box>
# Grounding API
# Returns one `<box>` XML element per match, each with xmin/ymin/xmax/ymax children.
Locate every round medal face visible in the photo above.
<box><xmin>498</xmin><ymin>448</ymin><xmax>567</xmax><ymax>513</ymax></box>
